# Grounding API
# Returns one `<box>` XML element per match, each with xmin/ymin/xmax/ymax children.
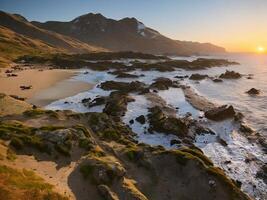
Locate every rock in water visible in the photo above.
<box><xmin>189</xmin><ymin>73</ymin><xmax>209</xmax><ymax>80</ymax></box>
<box><xmin>135</xmin><ymin>115</ymin><xmax>146</xmax><ymax>124</ymax></box>
<box><xmin>205</xmin><ymin>105</ymin><xmax>236</xmax><ymax>121</ymax></box>
<box><xmin>219</xmin><ymin>70</ymin><xmax>241</xmax><ymax>79</ymax></box>
<box><xmin>246</xmin><ymin>88</ymin><xmax>260</xmax><ymax>95</ymax></box>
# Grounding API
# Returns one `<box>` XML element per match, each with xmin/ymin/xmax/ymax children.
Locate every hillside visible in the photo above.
<box><xmin>0</xmin><ymin>95</ymin><xmax>249</xmax><ymax>200</ymax></box>
<box><xmin>32</xmin><ymin>13</ymin><xmax>226</xmax><ymax>55</ymax></box>
<box><xmin>0</xmin><ymin>11</ymin><xmax>105</xmax><ymax>67</ymax></box>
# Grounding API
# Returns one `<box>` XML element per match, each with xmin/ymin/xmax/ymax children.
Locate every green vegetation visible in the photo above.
<box><xmin>0</xmin><ymin>165</ymin><xmax>68</xmax><ymax>200</ymax></box>
<box><xmin>79</xmin><ymin>138</ymin><xmax>94</xmax><ymax>150</ymax></box>
<box><xmin>100</xmin><ymin>129</ymin><xmax>121</xmax><ymax>141</ymax></box>
<box><xmin>23</xmin><ymin>109</ymin><xmax>59</xmax><ymax>118</ymax></box>
<box><xmin>125</xmin><ymin>147</ymin><xmax>141</xmax><ymax>161</ymax></box>
<box><xmin>179</xmin><ymin>147</ymin><xmax>213</xmax><ymax>166</ymax></box>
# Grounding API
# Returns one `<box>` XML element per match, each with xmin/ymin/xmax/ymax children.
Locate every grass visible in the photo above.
<box><xmin>0</xmin><ymin>122</ymin><xmax>70</xmax><ymax>155</ymax></box>
<box><xmin>100</xmin><ymin>129</ymin><xmax>121</xmax><ymax>141</ymax></box>
<box><xmin>0</xmin><ymin>165</ymin><xmax>68</xmax><ymax>200</ymax></box>
<box><xmin>23</xmin><ymin>109</ymin><xmax>59</xmax><ymax>118</ymax></box>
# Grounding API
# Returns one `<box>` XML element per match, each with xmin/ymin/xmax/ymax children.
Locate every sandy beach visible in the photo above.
<box><xmin>0</xmin><ymin>67</ymin><xmax>93</xmax><ymax>107</ymax></box>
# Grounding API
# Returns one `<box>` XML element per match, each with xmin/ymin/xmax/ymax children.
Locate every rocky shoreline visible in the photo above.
<box><xmin>0</xmin><ymin>53</ymin><xmax>266</xmax><ymax>200</ymax></box>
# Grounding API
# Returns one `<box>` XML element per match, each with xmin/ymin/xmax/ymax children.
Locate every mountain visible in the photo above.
<box><xmin>32</xmin><ymin>13</ymin><xmax>226</xmax><ymax>55</ymax></box>
<box><xmin>0</xmin><ymin>11</ymin><xmax>105</xmax><ymax>67</ymax></box>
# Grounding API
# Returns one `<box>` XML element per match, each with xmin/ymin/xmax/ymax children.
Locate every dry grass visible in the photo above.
<box><xmin>0</xmin><ymin>165</ymin><xmax>68</xmax><ymax>200</ymax></box>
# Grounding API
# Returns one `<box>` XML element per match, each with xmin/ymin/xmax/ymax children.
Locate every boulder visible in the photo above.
<box><xmin>135</xmin><ymin>115</ymin><xmax>146</xmax><ymax>124</ymax></box>
<box><xmin>148</xmin><ymin>106</ymin><xmax>188</xmax><ymax>137</ymax></box>
<box><xmin>170</xmin><ymin>139</ymin><xmax>181</xmax><ymax>146</ymax></box>
<box><xmin>219</xmin><ymin>70</ymin><xmax>241</xmax><ymax>79</ymax></box>
<box><xmin>104</xmin><ymin>91</ymin><xmax>134</xmax><ymax>117</ymax></box>
<box><xmin>150</xmin><ymin>77</ymin><xmax>174</xmax><ymax>90</ymax></box>
<box><xmin>205</xmin><ymin>105</ymin><xmax>236</xmax><ymax>121</ymax></box>
<box><xmin>100</xmin><ymin>81</ymin><xmax>145</xmax><ymax>92</ymax></box>
<box><xmin>83</xmin><ymin>96</ymin><xmax>106</xmax><ymax>108</ymax></box>
<box><xmin>246</xmin><ymin>88</ymin><xmax>260</xmax><ymax>95</ymax></box>
<box><xmin>189</xmin><ymin>73</ymin><xmax>209</xmax><ymax>80</ymax></box>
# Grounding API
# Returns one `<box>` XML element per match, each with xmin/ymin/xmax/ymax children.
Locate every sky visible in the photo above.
<box><xmin>1</xmin><ymin>0</ymin><xmax>267</xmax><ymax>52</ymax></box>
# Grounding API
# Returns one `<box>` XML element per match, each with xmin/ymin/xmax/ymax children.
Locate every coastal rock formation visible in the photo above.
<box><xmin>150</xmin><ymin>77</ymin><xmax>178</xmax><ymax>90</ymax></box>
<box><xmin>0</xmin><ymin>98</ymin><xmax>250</xmax><ymax>200</ymax></box>
<box><xmin>246</xmin><ymin>88</ymin><xmax>260</xmax><ymax>95</ymax></box>
<box><xmin>147</xmin><ymin>106</ymin><xmax>188</xmax><ymax>137</ymax></box>
<box><xmin>219</xmin><ymin>70</ymin><xmax>242</xmax><ymax>79</ymax></box>
<box><xmin>100</xmin><ymin>81</ymin><xmax>146</xmax><ymax>93</ymax></box>
<box><xmin>104</xmin><ymin>91</ymin><xmax>135</xmax><ymax>118</ymax></box>
<box><xmin>189</xmin><ymin>73</ymin><xmax>209</xmax><ymax>80</ymax></box>
<box><xmin>205</xmin><ymin>105</ymin><xmax>236</xmax><ymax>121</ymax></box>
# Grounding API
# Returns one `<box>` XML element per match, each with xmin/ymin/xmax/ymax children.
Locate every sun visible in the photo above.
<box><xmin>257</xmin><ymin>46</ymin><xmax>265</xmax><ymax>53</ymax></box>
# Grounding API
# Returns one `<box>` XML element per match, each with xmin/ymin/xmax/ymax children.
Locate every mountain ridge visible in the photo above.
<box><xmin>32</xmin><ymin>12</ymin><xmax>226</xmax><ymax>55</ymax></box>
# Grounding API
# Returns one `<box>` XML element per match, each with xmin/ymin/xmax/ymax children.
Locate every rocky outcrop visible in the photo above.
<box><xmin>189</xmin><ymin>73</ymin><xmax>209</xmax><ymax>80</ymax></box>
<box><xmin>205</xmin><ymin>105</ymin><xmax>236</xmax><ymax>121</ymax></box>
<box><xmin>100</xmin><ymin>81</ymin><xmax>146</xmax><ymax>93</ymax></box>
<box><xmin>110</xmin><ymin>71</ymin><xmax>139</xmax><ymax>78</ymax></box>
<box><xmin>147</xmin><ymin>106</ymin><xmax>188</xmax><ymax>137</ymax></box>
<box><xmin>135</xmin><ymin>115</ymin><xmax>146</xmax><ymax>124</ymax></box>
<box><xmin>0</xmin><ymin>108</ymin><xmax>250</xmax><ymax>200</ymax></box>
<box><xmin>104</xmin><ymin>91</ymin><xmax>135</xmax><ymax>118</ymax></box>
<box><xmin>150</xmin><ymin>77</ymin><xmax>178</xmax><ymax>90</ymax></box>
<box><xmin>219</xmin><ymin>70</ymin><xmax>242</xmax><ymax>79</ymax></box>
<box><xmin>82</xmin><ymin>96</ymin><xmax>107</xmax><ymax>108</ymax></box>
<box><xmin>246</xmin><ymin>88</ymin><xmax>260</xmax><ymax>95</ymax></box>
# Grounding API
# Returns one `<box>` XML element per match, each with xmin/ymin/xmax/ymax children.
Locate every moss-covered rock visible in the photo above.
<box><xmin>147</xmin><ymin>106</ymin><xmax>188</xmax><ymax>137</ymax></box>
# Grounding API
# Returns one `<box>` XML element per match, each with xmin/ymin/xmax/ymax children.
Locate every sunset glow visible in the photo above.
<box><xmin>257</xmin><ymin>46</ymin><xmax>266</xmax><ymax>53</ymax></box>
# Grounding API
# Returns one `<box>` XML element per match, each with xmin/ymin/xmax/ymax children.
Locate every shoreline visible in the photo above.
<box><xmin>0</xmin><ymin>66</ymin><xmax>94</xmax><ymax>107</ymax></box>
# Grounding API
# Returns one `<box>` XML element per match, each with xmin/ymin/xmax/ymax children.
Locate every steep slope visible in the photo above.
<box><xmin>0</xmin><ymin>11</ymin><xmax>105</xmax><ymax>67</ymax></box>
<box><xmin>32</xmin><ymin>13</ymin><xmax>226</xmax><ymax>55</ymax></box>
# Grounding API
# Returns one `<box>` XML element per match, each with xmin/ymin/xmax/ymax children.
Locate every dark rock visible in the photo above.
<box><xmin>217</xmin><ymin>137</ymin><xmax>228</xmax><ymax>146</ymax></box>
<box><xmin>239</xmin><ymin>124</ymin><xmax>254</xmax><ymax>134</ymax></box>
<box><xmin>246</xmin><ymin>88</ymin><xmax>260</xmax><ymax>95</ymax></box>
<box><xmin>81</xmin><ymin>98</ymin><xmax>91</xmax><ymax>104</ymax></box>
<box><xmin>212</xmin><ymin>78</ymin><xmax>223</xmax><ymax>83</ymax></box>
<box><xmin>104</xmin><ymin>91</ymin><xmax>134</xmax><ymax>117</ymax></box>
<box><xmin>9</xmin><ymin>95</ymin><xmax>26</xmax><ymax>101</ymax></box>
<box><xmin>189</xmin><ymin>73</ymin><xmax>209</xmax><ymax>80</ymax></box>
<box><xmin>224</xmin><ymin>160</ymin><xmax>231</xmax><ymax>164</ymax></box>
<box><xmin>219</xmin><ymin>70</ymin><xmax>241</xmax><ymax>79</ymax></box>
<box><xmin>195</xmin><ymin>125</ymin><xmax>215</xmax><ymax>135</ymax></box>
<box><xmin>20</xmin><ymin>85</ymin><xmax>32</xmax><ymax>90</ymax></box>
<box><xmin>147</xmin><ymin>106</ymin><xmax>188</xmax><ymax>137</ymax></box>
<box><xmin>129</xmin><ymin>119</ymin><xmax>134</xmax><ymax>124</ymax></box>
<box><xmin>150</xmin><ymin>77</ymin><xmax>173</xmax><ymax>90</ymax></box>
<box><xmin>205</xmin><ymin>105</ymin><xmax>236</xmax><ymax>121</ymax></box>
<box><xmin>234</xmin><ymin>180</ymin><xmax>242</xmax><ymax>188</ymax></box>
<box><xmin>175</xmin><ymin>75</ymin><xmax>189</xmax><ymax>79</ymax></box>
<box><xmin>256</xmin><ymin>165</ymin><xmax>267</xmax><ymax>184</ymax></box>
<box><xmin>138</xmin><ymin>88</ymin><xmax>150</xmax><ymax>95</ymax></box>
<box><xmin>113</xmin><ymin>71</ymin><xmax>139</xmax><ymax>78</ymax></box>
<box><xmin>83</xmin><ymin>97</ymin><xmax>106</xmax><ymax>108</ymax></box>
<box><xmin>170</xmin><ymin>139</ymin><xmax>181</xmax><ymax>146</ymax></box>
<box><xmin>100</xmin><ymin>81</ymin><xmax>145</xmax><ymax>93</ymax></box>
<box><xmin>135</xmin><ymin>115</ymin><xmax>146</xmax><ymax>124</ymax></box>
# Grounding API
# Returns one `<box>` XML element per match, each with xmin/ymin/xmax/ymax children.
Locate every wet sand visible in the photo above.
<box><xmin>0</xmin><ymin>68</ymin><xmax>93</xmax><ymax>107</ymax></box>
